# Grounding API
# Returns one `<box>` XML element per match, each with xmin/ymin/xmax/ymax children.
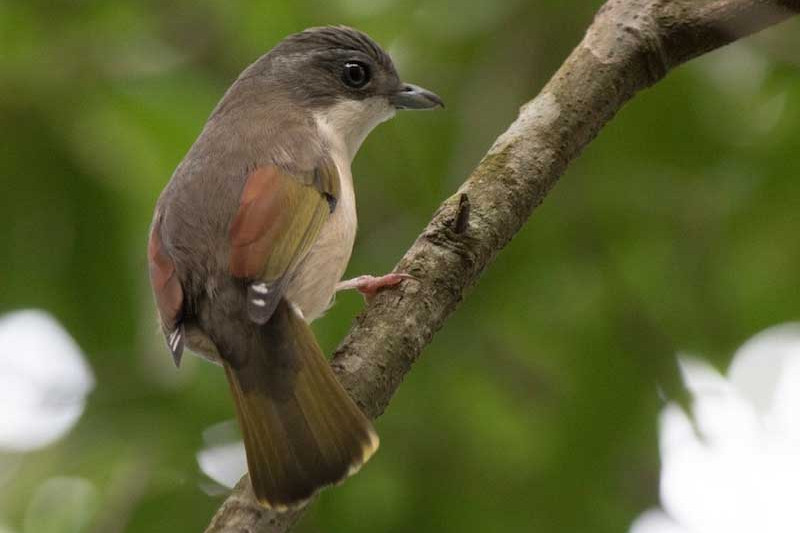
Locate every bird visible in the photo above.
<box><xmin>147</xmin><ymin>26</ymin><xmax>443</xmax><ymax>510</ymax></box>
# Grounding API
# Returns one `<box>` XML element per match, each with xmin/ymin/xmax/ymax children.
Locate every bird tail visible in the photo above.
<box><xmin>221</xmin><ymin>299</ymin><xmax>378</xmax><ymax>510</ymax></box>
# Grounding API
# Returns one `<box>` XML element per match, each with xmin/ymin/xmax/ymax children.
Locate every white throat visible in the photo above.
<box><xmin>313</xmin><ymin>97</ymin><xmax>396</xmax><ymax>162</ymax></box>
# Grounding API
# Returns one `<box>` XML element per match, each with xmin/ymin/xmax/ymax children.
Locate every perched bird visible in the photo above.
<box><xmin>147</xmin><ymin>26</ymin><xmax>443</xmax><ymax>510</ymax></box>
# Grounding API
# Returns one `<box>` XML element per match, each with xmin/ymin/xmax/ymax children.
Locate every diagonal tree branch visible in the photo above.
<box><xmin>205</xmin><ymin>1</ymin><xmax>800</xmax><ymax>531</ymax></box>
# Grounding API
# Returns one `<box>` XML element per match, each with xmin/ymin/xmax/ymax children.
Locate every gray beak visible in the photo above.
<box><xmin>390</xmin><ymin>83</ymin><xmax>444</xmax><ymax>110</ymax></box>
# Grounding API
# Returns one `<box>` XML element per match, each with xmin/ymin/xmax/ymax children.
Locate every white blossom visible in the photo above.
<box><xmin>632</xmin><ymin>323</ymin><xmax>800</xmax><ymax>533</ymax></box>
<box><xmin>0</xmin><ymin>310</ymin><xmax>94</xmax><ymax>451</ymax></box>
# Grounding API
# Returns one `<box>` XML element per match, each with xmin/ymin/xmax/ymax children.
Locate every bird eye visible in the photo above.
<box><xmin>342</xmin><ymin>62</ymin><xmax>370</xmax><ymax>89</ymax></box>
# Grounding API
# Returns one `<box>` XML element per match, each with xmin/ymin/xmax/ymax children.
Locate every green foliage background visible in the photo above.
<box><xmin>1</xmin><ymin>1</ymin><xmax>799</xmax><ymax>531</ymax></box>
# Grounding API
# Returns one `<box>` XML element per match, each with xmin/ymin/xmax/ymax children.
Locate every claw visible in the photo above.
<box><xmin>336</xmin><ymin>273</ymin><xmax>416</xmax><ymax>301</ymax></box>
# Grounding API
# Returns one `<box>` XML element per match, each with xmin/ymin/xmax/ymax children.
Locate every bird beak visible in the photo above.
<box><xmin>390</xmin><ymin>83</ymin><xmax>444</xmax><ymax>110</ymax></box>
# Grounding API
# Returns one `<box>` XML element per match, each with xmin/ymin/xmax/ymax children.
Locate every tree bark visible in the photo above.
<box><xmin>205</xmin><ymin>1</ymin><xmax>800</xmax><ymax>531</ymax></box>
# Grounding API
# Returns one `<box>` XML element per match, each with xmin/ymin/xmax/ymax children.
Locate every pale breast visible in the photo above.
<box><xmin>284</xmin><ymin>100</ymin><xmax>395</xmax><ymax>322</ymax></box>
<box><xmin>284</xmin><ymin>155</ymin><xmax>357</xmax><ymax>322</ymax></box>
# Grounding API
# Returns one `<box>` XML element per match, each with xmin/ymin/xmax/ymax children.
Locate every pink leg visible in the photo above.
<box><xmin>336</xmin><ymin>273</ymin><xmax>416</xmax><ymax>300</ymax></box>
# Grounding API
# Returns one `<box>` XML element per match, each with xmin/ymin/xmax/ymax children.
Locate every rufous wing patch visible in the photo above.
<box><xmin>148</xmin><ymin>215</ymin><xmax>185</xmax><ymax>364</ymax></box>
<box><xmin>229</xmin><ymin>167</ymin><xmax>286</xmax><ymax>279</ymax></box>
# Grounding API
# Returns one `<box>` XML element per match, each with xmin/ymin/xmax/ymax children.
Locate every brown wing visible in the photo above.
<box><xmin>229</xmin><ymin>161</ymin><xmax>340</xmax><ymax>324</ymax></box>
<box><xmin>148</xmin><ymin>213</ymin><xmax>185</xmax><ymax>366</ymax></box>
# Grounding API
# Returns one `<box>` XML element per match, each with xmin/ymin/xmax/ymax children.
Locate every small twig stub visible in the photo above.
<box><xmin>453</xmin><ymin>193</ymin><xmax>471</xmax><ymax>234</ymax></box>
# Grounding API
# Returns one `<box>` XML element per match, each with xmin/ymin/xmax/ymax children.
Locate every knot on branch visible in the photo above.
<box><xmin>584</xmin><ymin>0</ymin><xmax>669</xmax><ymax>84</ymax></box>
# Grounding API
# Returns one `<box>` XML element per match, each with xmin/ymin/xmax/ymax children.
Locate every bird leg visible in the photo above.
<box><xmin>336</xmin><ymin>273</ymin><xmax>415</xmax><ymax>301</ymax></box>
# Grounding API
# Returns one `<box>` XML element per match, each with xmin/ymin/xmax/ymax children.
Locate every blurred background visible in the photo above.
<box><xmin>1</xmin><ymin>1</ymin><xmax>799</xmax><ymax>532</ymax></box>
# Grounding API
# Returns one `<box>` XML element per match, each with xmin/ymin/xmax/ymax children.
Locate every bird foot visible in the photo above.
<box><xmin>336</xmin><ymin>273</ymin><xmax>415</xmax><ymax>301</ymax></box>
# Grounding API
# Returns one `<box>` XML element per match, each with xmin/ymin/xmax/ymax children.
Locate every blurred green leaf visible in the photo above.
<box><xmin>23</xmin><ymin>478</ymin><xmax>97</xmax><ymax>533</ymax></box>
